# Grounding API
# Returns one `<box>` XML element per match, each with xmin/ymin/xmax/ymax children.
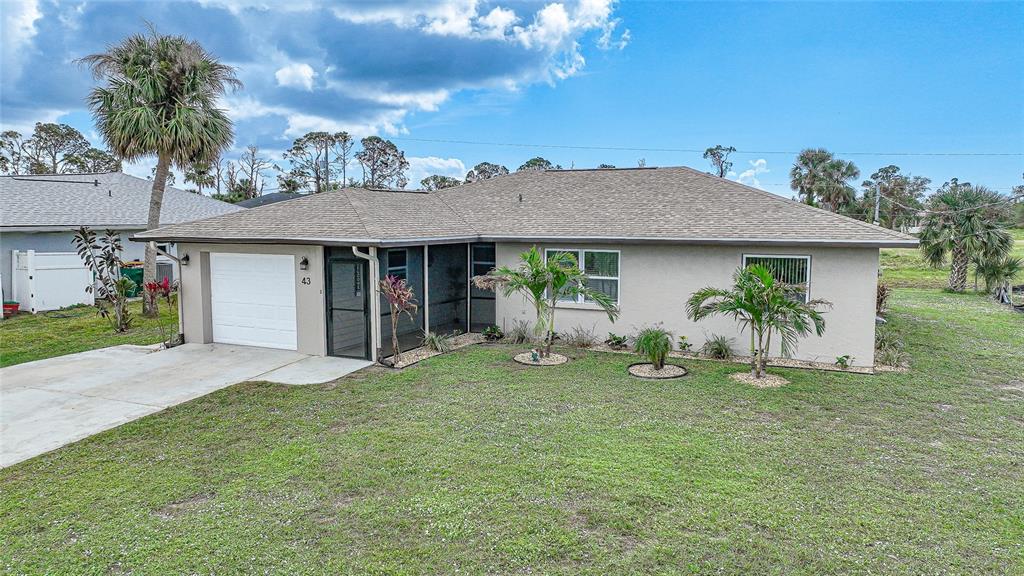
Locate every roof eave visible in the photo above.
<box><xmin>130</xmin><ymin>232</ymin><xmax>918</xmax><ymax>249</ymax></box>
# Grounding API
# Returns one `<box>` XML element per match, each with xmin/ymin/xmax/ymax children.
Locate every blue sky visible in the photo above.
<box><xmin>2</xmin><ymin>0</ymin><xmax>1021</xmax><ymax>195</ymax></box>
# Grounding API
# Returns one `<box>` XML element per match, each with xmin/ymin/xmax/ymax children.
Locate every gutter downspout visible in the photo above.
<box><xmin>150</xmin><ymin>241</ymin><xmax>184</xmax><ymax>343</ymax></box>
<box><xmin>351</xmin><ymin>246</ymin><xmax>380</xmax><ymax>363</ymax></box>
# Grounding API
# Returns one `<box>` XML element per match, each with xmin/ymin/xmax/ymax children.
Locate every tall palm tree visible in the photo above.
<box><xmin>475</xmin><ymin>247</ymin><xmax>619</xmax><ymax>357</ymax></box>
<box><xmin>78</xmin><ymin>27</ymin><xmax>241</xmax><ymax>314</ymax></box>
<box><xmin>919</xmin><ymin>180</ymin><xmax>1012</xmax><ymax>293</ymax></box>
<box><xmin>686</xmin><ymin>265</ymin><xmax>831</xmax><ymax>378</ymax></box>
<box><xmin>789</xmin><ymin>148</ymin><xmax>832</xmax><ymax>206</ymax></box>
<box><xmin>819</xmin><ymin>158</ymin><xmax>860</xmax><ymax>212</ymax></box>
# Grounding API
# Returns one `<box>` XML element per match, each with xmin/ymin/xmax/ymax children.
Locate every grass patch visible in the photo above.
<box><xmin>1</xmin><ymin>289</ymin><xmax>1022</xmax><ymax>573</ymax></box>
<box><xmin>881</xmin><ymin>228</ymin><xmax>1024</xmax><ymax>288</ymax></box>
<box><xmin>0</xmin><ymin>299</ymin><xmax>178</xmax><ymax>367</ymax></box>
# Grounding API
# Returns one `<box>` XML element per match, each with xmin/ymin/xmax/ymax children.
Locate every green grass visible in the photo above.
<box><xmin>0</xmin><ymin>299</ymin><xmax>178</xmax><ymax>367</ymax></box>
<box><xmin>1</xmin><ymin>289</ymin><xmax>1022</xmax><ymax>574</ymax></box>
<box><xmin>881</xmin><ymin>228</ymin><xmax>1024</xmax><ymax>288</ymax></box>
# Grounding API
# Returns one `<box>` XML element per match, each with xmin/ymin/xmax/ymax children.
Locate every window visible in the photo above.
<box><xmin>743</xmin><ymin>254</ymin><xmax>811</xmax><ymax>301</ymax></box>
<box><xmin>386</xmin><ymin>248</ymin><xmax>408</xmax><ymax>280</ymax></box>
<box><xmin>545</xmin><ymin>249</ymin><xmax>620</xmax><ymax>305</ymax></box>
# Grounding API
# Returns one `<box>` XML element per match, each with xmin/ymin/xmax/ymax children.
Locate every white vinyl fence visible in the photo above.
<box><xmin>10</xmin><ymin>250</ymin><xmax>94</xmax><ymax>313</ymax></box>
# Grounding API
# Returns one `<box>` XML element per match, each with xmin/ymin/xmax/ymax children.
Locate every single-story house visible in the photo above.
<box><xmin>1</xmin><ymin>172</ymin><xmax>242</xmax><ymax>311</ymax></box>
<box><xmin>134</xmin><ymin>166</ymin><xmax>917</xmax><ymax>367</ymax></box>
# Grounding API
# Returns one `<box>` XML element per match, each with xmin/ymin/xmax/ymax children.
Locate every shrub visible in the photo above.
<box><xmin>605</xmin><ymin>332</ymin><xmax>629</xmax><ymax>349</ymax></box>
<box><xmin>701</xmin><ymin>334</ymin><xmax>734</xmax><ymax>359</ymax></box>
<box><xmin>482</xmin><ymin>325</ymin><xmax>504</xmax><ymax>341</ymax></box>
<box><xmin>875</xmin><ymin>325</ymin><xmax>908</xmax><ymax>367</ymax></box>
<box><xmin>834</xmin><ymin>354</ymin><xmax>853</xmax><ymax>369</ymax></box>
<box><xmin>508</xmin><ymin>319</ymin><xmax>533</xmax><ymax>344</ymax></box>
<box><xmin>677</xmin><ymin>335</ymin><xmax>693</xmax><ymax>352</ymax></box>
<box><xmin>563</xmin><ymin>325</ymin><xmax>598</xmax><ymax>348</ymax></box>
<box><xmin>634</xmin><ymin>325</ymin><xmax>672</xmax><ymax>370</ymax></box>
<box><xmin>422</xmin><ymin>330</ymin><xmax>454</xmax><ymax>353</ymax></box>
<box><xmin>876</xmin><ymin>283</ymin><xmax>892</xmax><ymax>315</ymax></box>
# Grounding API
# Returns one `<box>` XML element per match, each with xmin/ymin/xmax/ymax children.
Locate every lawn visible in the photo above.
<box><xmin>0</xmin><ymin>298</ymin><xmax>178</xmax><ymax>368</ymax></box>
<box><xmin>1</xmin><ymin>288</ymin><xmax>1021</xmax><ymax>574</ymax></box>
<box><xmin>881</xmin><ymin>227</ymin><xmax>1024</xmax><ymax>288</ymax></box>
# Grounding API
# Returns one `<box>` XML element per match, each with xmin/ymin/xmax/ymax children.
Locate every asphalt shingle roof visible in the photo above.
<box><xmin>134</xmin><ymin>166</ymin><xmax>917</xmax><ymax>247</ymax></box>
<box><xmin>0</xmin><ymin>172</ymin><xmax>242</xmax><ymax>230</ymax></box>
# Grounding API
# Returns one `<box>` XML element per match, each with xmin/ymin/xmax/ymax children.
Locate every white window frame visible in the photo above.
<box><xmin>545</xmin><ymin>248</ymin><xmax>621</xmax><ymax>306</ymax></box>
<box><xmin>386</xmin><ymin>248</ymin><xmax>408</xmax><ymax>279</ymax></box>
<box><xmin>742</xmin><ymin>254</ymin><xmax>812</xmax><ymax>300</ymax></box>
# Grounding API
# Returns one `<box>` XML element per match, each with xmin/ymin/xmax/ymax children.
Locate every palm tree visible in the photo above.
<box><xmin>790</xmin><ymin>148</ymin><xmax>832</xmax><ymax>205</ymax></box>
<box><xmin>686</xmin><ymin>265</ymin><xmax>831</xmax><ymax>378</ymax></box>
<box><xmin>975</xmin><ymin>256</ymin><xmax>1022</xmax><ymax>305</ymax></box>
<box><xmin>919</xmin><ymin>180</ymin><xmax>1012</xmax><ymax>293</ymax></box>
<box><xmin>819</xmin><ymin>158</ymin><xmax>859</xmax><ymax>212</ymax></box>
<box><xmin>475</xmin><ymin>247</ymin><xmax>618</xmax><ymax>357</ymax></box>
<box><xmin>184</xmin><ymin>161</ymin><xmax>217</xmax><ymax>195</ymax></box>
<box><xmin>78</xmin><ymin>27</ymin><xmax>241</xmax><ymax>315</ymax></box>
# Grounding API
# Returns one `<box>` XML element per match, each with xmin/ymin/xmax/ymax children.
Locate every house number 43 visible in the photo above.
<box><xmin>300</xmin><ymin>277</ymin><xmax>311</xmax><ymax>285</ymax></box>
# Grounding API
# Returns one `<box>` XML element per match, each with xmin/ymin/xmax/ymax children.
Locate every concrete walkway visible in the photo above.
<box><xmin>1</xmin><ymin>343</ymin><xmax>371</xmax><ymax>468</ymax></box>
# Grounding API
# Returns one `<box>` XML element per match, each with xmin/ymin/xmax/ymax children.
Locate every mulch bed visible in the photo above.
<box><xmin>383</xmin><ymin>333</ymin><xmax>483</xmax><ymax>369</ymax></box>
<box><xmin>513</xmin><ymin>351</ymin><xmax>569</xmax><ymax>366</ymax></box>
<box><xmin>628</xmin><ymin>363</ymin><xmax>687</xmax><ymax>379</ymax></box>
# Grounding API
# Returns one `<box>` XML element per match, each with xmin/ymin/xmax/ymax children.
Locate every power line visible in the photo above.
<box><xmin>391</xmin><ymin>136</ymin><xmax>1024</xmax><ymax>158</ymax></box>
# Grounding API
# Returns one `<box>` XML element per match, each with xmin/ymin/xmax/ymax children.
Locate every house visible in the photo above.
<box><xmin>133</xmin><ymin>167</ymin><xmax>917</xmax><ymax>367</ymax></box>
<box><xmin>236</xmin><ymin>191</ymin><xmax>306</xmax><ymax>208</ymax></box>
<box><xmin>1</xmin><ymin>172</ymin><xmax>242</xmax><ymax>311</ymax></box>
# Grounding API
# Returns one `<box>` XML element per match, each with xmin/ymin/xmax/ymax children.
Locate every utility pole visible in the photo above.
<box><xmin>873</xmin><ymin>189</ymin><xmax>881</xmax><ymax>226</ymax></box>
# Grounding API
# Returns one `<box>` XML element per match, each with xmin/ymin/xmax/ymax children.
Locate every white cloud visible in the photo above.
<box><xmin>1</xmin><ymin>0</ymin><xmax>42</xmax><ymax>84</ymax></box>
<box><xmin>478</xmin><ymin>6</ymin><xmax>517</xmax><ymax>39</ymax></box>
<box><xmin>406</xmin><ymin>155</ymin><xmax>467</xmax><ymax>188</ymax></box>
<box><xmin>734</xmin><ymin>159</ymin><xmax>770</xmax><ymax>189</ymax></box>
<box><xmin>275</xmin><ymin>63</ymin><xmax>317</xmax><ymax>91</ymax></box>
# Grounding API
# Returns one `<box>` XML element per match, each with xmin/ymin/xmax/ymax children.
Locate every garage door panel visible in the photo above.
<box><xmin>210</xmin><ymin>253</ymin><xmax>298</xmax><ymax>350</ymax></box>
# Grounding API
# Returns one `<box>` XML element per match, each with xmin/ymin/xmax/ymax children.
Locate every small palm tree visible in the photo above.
<box><xmin>78</xmin><ymin>26</ymin><xmax>241</xmax><ymax>315</ymax></box>
<box><xmin>686</xmin><ymin>265</ymin><xmax>831</xmax><ymax>378</ymax></box>
<box><xmin>819</xmin><ymin>158</ymin><xmax>859</xmax><ymax>212</ymax></box>
<box><xmin>475</xmin><ymin>247</ymin><xmax>618</xmax><ymax>357</ymax></box>
<box><xmin>379</xmin><ymin>274</ymin><xmax>418</xmax><ymax>365</ymax></box>
<box><xmin>918</xmin><ymin>181</ymin><xmax>1012</xmax><ymax>293</ymax></box>
<box><xmin>975</xmin><ymin>256</ymin><xmax>1022</xmax><ymax>305</ymax></box>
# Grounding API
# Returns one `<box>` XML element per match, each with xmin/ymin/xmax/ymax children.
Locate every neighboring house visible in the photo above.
<box><xmin>236</xmin><ymin>192</ymin><xmax>306</xmax><ymax>208</ymax></box>
<box><xmin>1</xmin><ymin>172</ymin><xmax>242</xmax><ymax>310</ymax></box>
<box><xmin>135</xmin><ymin>167</ymin><xmax>917</xmax><ymax>367</ymax></box>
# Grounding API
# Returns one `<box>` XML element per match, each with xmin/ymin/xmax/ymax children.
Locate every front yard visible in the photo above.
<box><xmin>1</xmin><ymin>288</ymin><xmax>1021</xmax><ymax>574</ymax></box>
<box><xmin>0</xmin><ymin>299</ymin><xmax>178</xmax><ymax>368</ymax></box>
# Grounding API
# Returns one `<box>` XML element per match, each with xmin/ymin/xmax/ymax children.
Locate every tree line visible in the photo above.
<box><xmin>0</xmin><ymin>123</ymin><xmax>121</xmax><ymax>175</ymax></box>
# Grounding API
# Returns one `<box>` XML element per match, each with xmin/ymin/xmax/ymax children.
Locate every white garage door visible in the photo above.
<box><xmin>210</xmin><ymin>253</ymin><xmax>297</xmax><ymax>350</ymax></box>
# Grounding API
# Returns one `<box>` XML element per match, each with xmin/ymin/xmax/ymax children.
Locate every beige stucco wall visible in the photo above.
<box><xmin>176</xmin><ymin>243</ymin><xmax>327</xmax><ymax>356</ymax></box>
<box><xmin>494</xmin><ymin>243</ymin><xmax>879</xmax><ymax>367</ymax></box>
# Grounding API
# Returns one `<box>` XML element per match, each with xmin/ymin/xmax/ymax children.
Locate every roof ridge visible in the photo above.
<box><xmin>672</xmin><ymin>165</ymin><xmax>915</xmax><ymax>241</ymax></box>
<box><xmin>338</xmin><ymin>188</ymin><xmax>376</xmax><ymax>240</ymax></box>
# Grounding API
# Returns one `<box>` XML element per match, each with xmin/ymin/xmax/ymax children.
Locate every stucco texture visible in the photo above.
<box><xmin>494</xmin><ymin>243</ymin><xmax>879</xmax><ymax>367</ymax></box>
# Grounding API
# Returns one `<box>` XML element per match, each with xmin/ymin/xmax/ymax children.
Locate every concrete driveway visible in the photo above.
<box><xmin>1</xmin><ymin>343</ymin><xmax>370</xmax><ymax>468</ymax></box>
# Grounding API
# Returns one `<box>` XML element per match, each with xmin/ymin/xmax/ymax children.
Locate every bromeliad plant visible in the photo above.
<box><xmin>72</xmin><ymin>227</ymin><xmax>134</xmax><ymax>333</ymax></box>
<box><xmin>379</xmin><ymin>274</ymin><xmax>418</xmax><ymax>365</ymax></box>
<box><xmin>474</xmin><ymin>246</ymin><xmax>619</xmax><ymax>357</ymax></box>
<box><xmin>686</xmin><ymin>264</ymin><xmax>831</xmax><ymax>379</ymax></box>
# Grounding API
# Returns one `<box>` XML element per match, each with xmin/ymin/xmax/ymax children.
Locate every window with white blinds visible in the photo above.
<box><xmin>743</xmin><ymin>254</ymin><xmax>811</xmax><ymax>301</ymax></box>
<box><xmin>545</xmin><ymin>249</ymin><xmax>620</xmax><ymax>305</ymax></box>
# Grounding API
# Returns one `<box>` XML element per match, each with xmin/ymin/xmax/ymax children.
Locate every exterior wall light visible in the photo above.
<box><xmin>299</xmin><ymin>257</ymin><xmax>309</xmax><ymax>270</ymax></box>
<box><xmin>180</xmin><ymin>253</ymin><xmax>190</xmax><ymax>266</ymax></box>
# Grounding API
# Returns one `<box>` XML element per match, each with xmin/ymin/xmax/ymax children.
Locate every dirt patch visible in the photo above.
<box><xmin>730</xmin><ymin>372</ymin><xmax>789</xmax><ymax>388</ymax></box>
<box><xmin>513</xmin><ymin>351</ymin><xmax>569</xmax><ymax>366</ymax></box>
<box><xmin>1000</xmin><ymin>380</ymin><xmax>1024</xmax><ymax>393</ymax></box>
<box><xmin>153</xmin><ymin>493</ymin><xmax>214</xmax><ymax>519</ymax></box>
